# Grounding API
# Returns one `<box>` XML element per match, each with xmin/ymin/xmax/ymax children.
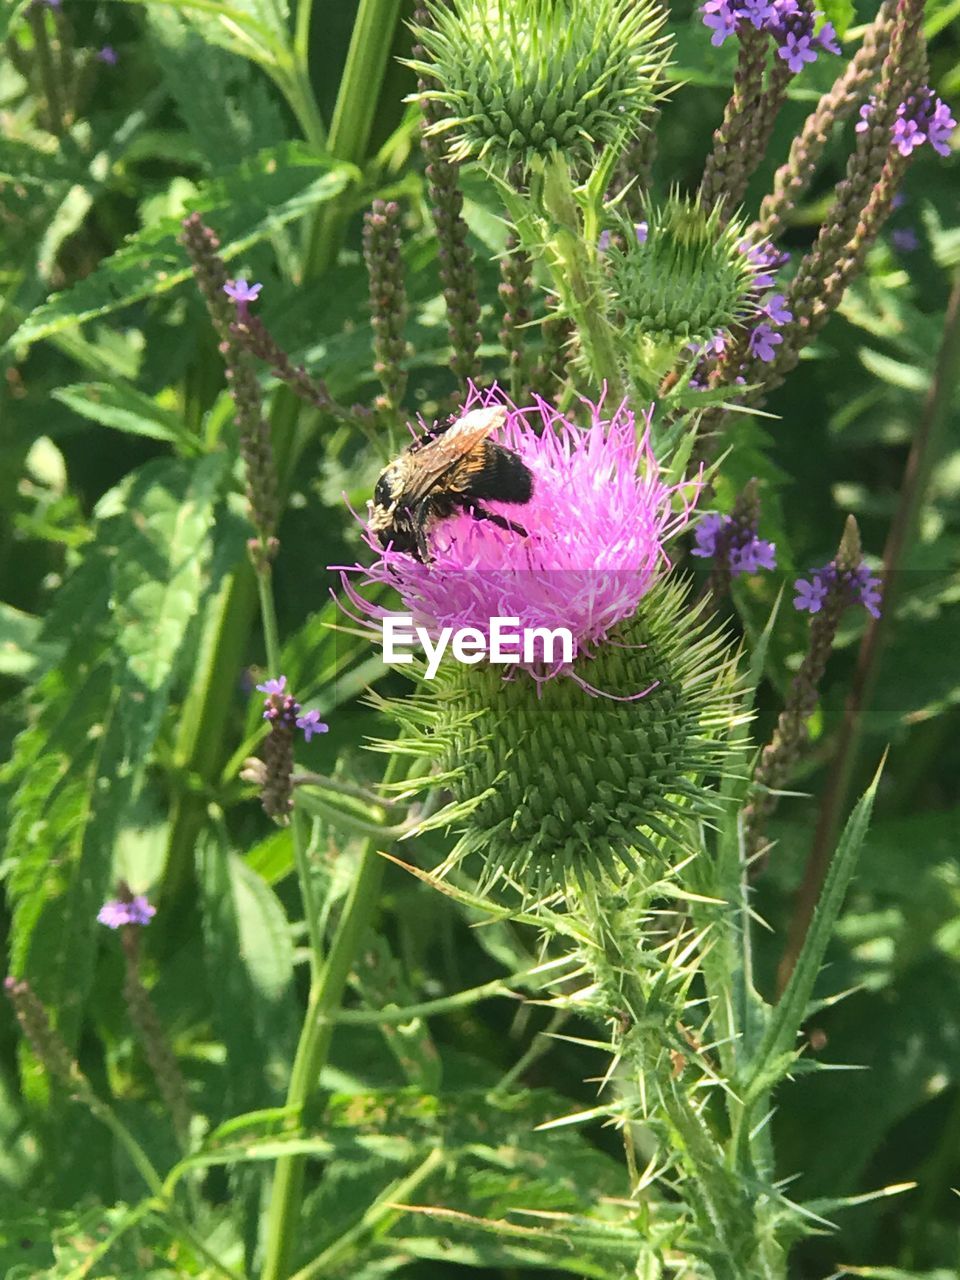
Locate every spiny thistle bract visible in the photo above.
<box><xmin>409</xmin><ymin>0</ymin><xmax>672</xmax><ymax>172</ymax></box>
<box><xmin>341</xmin><ymin>389</ymin><xmax>743</xmax><ymax>896</ymax></box>
<box><xmin>388</xmin><ymin>578</ymin><xmax>740</xmax><ymax>894</ymax></box>
<box><xmin>604</xmin><ymin>194</ymin><xmax>760</xmax><ymax>366</ymax></box>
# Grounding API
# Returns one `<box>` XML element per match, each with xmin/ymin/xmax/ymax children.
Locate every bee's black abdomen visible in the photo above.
<box><xmin>470</xmin><ymin>443</ymin><xmax>533</xmax><ymax>505</ymax></box>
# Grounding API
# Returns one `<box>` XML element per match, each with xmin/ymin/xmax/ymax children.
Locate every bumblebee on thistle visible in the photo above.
<box><xmin>368</xmin><ymin>406</ymin><xmax>533</xmax><ymax>563</ymax></box>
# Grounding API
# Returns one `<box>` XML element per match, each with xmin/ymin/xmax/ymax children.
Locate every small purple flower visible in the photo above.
<box><xmin>795</xmin><ymin>559</ymin><xmax>882</xmax><ymax>616</ymax></box>
<box><xmin>794</xmin><ymin>574</ymin><xmax>830</xmax><ymax>613</ymax></box>
<box><xmin>815</xmin><ymin>20</ymin><xmax>841</xmax><ymax>54</ymax></box>
<box><xmin>98</xmin><ymin>895</ymin><xmax>156</xmax><ymax>929</ymax></box>
<box><xmin>891</xmin><ymin>117</ymin><xmax>925</xmax><ymax>157</ymax></box>
<box><xmin>778</xmin><ymin>31</ymin><xmax>817</xmax><ymax>73</ymax></box>
<box><xmin>635</xmin><ymin>221</ymin><xmax>649</xmax><ymax>244</ymax></box>
<box><xmin>741</xmin><ymin>240</ymin><xmax>789</xmax><ymax>291</ymax></box>
<box><xmin>692</xmin><ymin>512</ymin><xmax>725</xmax><ymax>559</ymax></box>
<box><xmin>762</xmin><ymin>293</ymin><xmax>792</xmax><ymax>325</ymax></box>
<box><xmin>891</xmin><ymin>227</ymin><xmax>920</xmax><ymax>253</ymax></box>
<box><xmin>296</xmin><ymin>709</ymin><xmax>329</xmax><ymax>742</ymax></box>
<box><xmin>598</xmin><ymin>230</ymin><xmax>612</xmax><ymax>252</ymax></box>
<box><xmin>692</xmin><ymin>512</ymin><xmax>776</xmax><ymax>576</ymax></box>
<box><xmin>730</xmin><ymin>537</ymin><xmax>777</xmax><ymax>574</ymax></box>
<box><xmin>97</xmin><ymin>45</ymin><xmax>118</xmax><ymax>65</ymax></box>
<box><xmin>749</xmin><ymin>323</ymin><xmax>783</xmax><ymax>362</ymax></box>
<box><xmin>927</xmin><ymin>96</ymin><xmax>957</xmax><ymax>157</ymax></box>
<box><xmin>256</xmin><ymin>675</ymin><xmax>287</xmax><ymax>696</ymax></box>
<box><xmin>891</xmin><ymin>192</ymin><xmax>907</xmax><ymax>210</ymax></box>
<box><xmin>702</xmin><ymin>0</ymin><xmax>737</xmax><ymax>44</ymax></box>
<box><xmin>855</xmin><ymin>100</ymin><xmax>874</xmax><ymax>134</ymax></box>
<box><xmin>223</xmin><ymin>278</ymin><xmax>262</xmax><ymax>319</ymax></box>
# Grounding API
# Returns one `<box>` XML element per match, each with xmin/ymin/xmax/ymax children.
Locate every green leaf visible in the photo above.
<box><xmin>52</xmin><ymin>382</ymin><xmax>200</xmax><ymax>453</ymax></box>
<box><xmin>745</xmin><ymin>759</ymin><xmax>885</xmax><ymax>1099</ymax></box>
<box><xmin>3</xmin><ymin>456</ymin><xmax>228</xmax><ymax>1067</ymax></box>
<box><xmin>6</xmin><ymin>144</ymin><xmax>356</xmax><ymax>350</ymax></box>
<box><xmin>817</xmin><ymin>0</ymin><xmax>855</xmax><ymax>37</ymax></box>
<box><xmin>0</xmin><ymin>603</ymin><xmax>61</xmax><ymax>679</ymax></box>
<box><xmin>199</xmin><ymin>836</ymin><xmax>296</xmax><ymax>1115</ymax></box>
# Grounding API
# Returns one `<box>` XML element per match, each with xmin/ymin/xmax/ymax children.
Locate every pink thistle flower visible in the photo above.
<box><xmin>338</xmin><ymin>387</ymin><xmax>699</xmax><ymax>688</ymax></box>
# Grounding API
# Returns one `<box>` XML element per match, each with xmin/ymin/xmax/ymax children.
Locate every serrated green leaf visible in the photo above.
<box><xmin>53</xmin><ymin>382</ymin><xmax>200</xmax><ymax>452</ymax></box>
<box><xmin>3</xmin><ymin>456</ymin><xmax>228</xmax><ymax>1066</ymax></box>
<box><xmin>6</xmin><ymin>145</ymin><xmax>355</xmax><ymax>350</ymax></box>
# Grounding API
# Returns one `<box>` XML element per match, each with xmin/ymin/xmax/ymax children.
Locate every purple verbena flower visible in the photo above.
<box><xmin>98</xmin><ymin>895</ymin><xmax>156</xmax><ymax>929</ymax></box>
<box><xmin>296</xmin><ymin>709</ymin><xmax>329</xmax><ymax>742</ymax></box>
<box><xmin>777</xmin><ymin>31</ymin><xmax>817</xmax><ymax>73</ymax></box>
<box><xmin>598</xmin><ymin>230</ymin><xmax>612</xmax><ymax>252</ymax></box>
<box><xmin>762</xmin><ymin>293</ymin><xmax>792</xmax><ymax>325</ymax></box>
<box><xmin>730</xmin><ymin>536</ymin><xmax>777</xmax><ymax>574</ymax></box>
<box><xmin>892</xmin><ymin>117</ymin><xmax>925</xmax><ymax>157</ymax></box>
<box><xmin>815</xmin><ymin>19</ymin><xmax>841</xmax><ymax>54</ymax></box>
<box><xmin>691</xmin><ymin>512</ymin><xmax>725</xmax><ymax>559</ymax></box>
<box><xmin>692</xmin><ymin>511</ymin><xmax>777</xmax><ymax>576</ymax></box>
<box><xmin>340</xmin><ymin>386</ymin><xmax>700</xmax><ymax>684</ymax></box>
<box><xmin>257</xmin><ymin>675</ymin><xmax>301</xmax><ymax>724</ymax></box>
<box><xmin>858</xmin><ymin>89</ymin><xmax>956</xmax><ymax>158</ymax></box>
<box><xmin>223</xmin><ymin>278</ymin><xmax>262</xmax><ymax>319</ymax></box>
<box><xmin>794</xmin><ymin>559</ymin><xmax>882</xmax><ymax>617</ymax></box>
<box><xmin>97</xmin><ymin>45</ymin><xmax>118</xmax><ymax>65</ymax></box>
<box><xmin>891</xmin><ymin>226</ymin><xmax>920</xmax><ymax>252</ymax></box>
<box><xmin>749</xmin><ymin>322</ymin><xmax>783</xmax><ymax>362</ymax></box>
<box><xmin>635</xmin><ymin>221</ymin><xmax>649</xmax><ymax>244</ymax></box>
<box><xmin>794</xmin><ymin>573</ymin><xmax>830</xmax><ymax>613</ymax></box>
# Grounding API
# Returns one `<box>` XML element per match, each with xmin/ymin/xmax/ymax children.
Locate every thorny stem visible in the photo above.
<box><xmin>777</xmin><ymin>270</ymin><xmax>960</xmax><ymax>993</ymax></box>
<box><xmin>260</xmin><ymin>753</ymin><xmax>406</xmax><ymax>1280</ymax></box>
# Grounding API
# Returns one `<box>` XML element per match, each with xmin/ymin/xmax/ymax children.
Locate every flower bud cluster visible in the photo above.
<box><xmin>363</xmin><ymin>200</ymin><xmax>410</xmax><ymax>412</ymax></box>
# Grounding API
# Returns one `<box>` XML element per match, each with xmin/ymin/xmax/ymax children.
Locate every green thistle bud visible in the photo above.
<box><xmin>408</xmin><ymin>0</ymin><xmax>672</xmax><ymax>173</ymax></box>
<box><xmin>421</xmin><ymin>580</ymin><xmax>739</xmax><ymax>893</ymax></box>
<box><xmin>604</xmin><ymin>194</ymin><xmax>759</xmax><ymax>381</ymax></box>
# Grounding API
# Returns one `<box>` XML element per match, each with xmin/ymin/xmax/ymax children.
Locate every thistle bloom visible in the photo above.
<box><xmin>342</xmin><ymin>389</ymin><xmax>740</xmax><ymax>891</ymax></box>
<box><xmin>98</xmin><ymin>896</ymin><xmax>156</xmax><ymax>929</ymax></box>
<box><xmin>343</xmin><ymin>388</ymin><xmax>697</xmax><ymax>686</ymax></box>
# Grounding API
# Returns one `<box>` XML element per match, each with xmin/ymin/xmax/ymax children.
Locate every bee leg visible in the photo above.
<box><xmin>459</xmin><ymin>499</ymin><xmax>528</xmax><ymax>539</ymax></box>
<box><xmin>412</xmin><ymin>502</ymin><xmax>435</xmax><ymax>563</ymax></box>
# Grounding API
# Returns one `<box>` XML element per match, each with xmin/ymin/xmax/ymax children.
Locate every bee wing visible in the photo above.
<box><xmin>401</xmin><ymin>406</ymin><xmax>507</xmax><ymax>502</ymax></box>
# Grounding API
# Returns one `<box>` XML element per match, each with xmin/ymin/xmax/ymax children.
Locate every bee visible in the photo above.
<box><xmin>368</xmin><ymin>406</ymin><xmax>534</xmax><ymax>563</ymax></box>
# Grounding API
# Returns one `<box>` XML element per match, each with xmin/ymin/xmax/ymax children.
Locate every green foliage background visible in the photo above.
<box><xmin>1</xmin><ymin>0</ymin><xmax>959</xmax><ymax>1276</ymax></box>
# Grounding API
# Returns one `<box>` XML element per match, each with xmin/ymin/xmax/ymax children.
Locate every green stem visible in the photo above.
<box><xmin>255</xmin><ymin>564</ymin><xmax>282</xmax><ymax>675</ymax></box>
<box><xmin>260</xmin><ymin>751</ymin><xmax>405</xmax><ymax>1280</ymax></box>
<box><xmin>288</xmin><ymin>1147</ymin><xmax>446</xmax><ymax>1280</ymax></box>
<box><xmin>85</xmin><ymin>1097</ymin><xmax>241</xmax><ymax>1280</ymax></box>
<box><xmin>301</xmin><ymin>0</ymin><xmax>402</xmax><ymax>281</ymax></box>
<box><xmin>292</xmin><ymin>804</ymin><xmax>324</xmax><ymax>978</ymax></box>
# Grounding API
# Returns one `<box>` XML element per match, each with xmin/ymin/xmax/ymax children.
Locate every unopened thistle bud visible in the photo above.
<box><xmin>341</xmin><ymin>389</ymin><xmax>741</xmax><ymax>896</ymax></box>
<box><xmin>603</xmin><ymin>195</ymin><xmax>760</xmax><ymax>382</ymax></box>
<box><xmin>409</xmin><ymin>0</ymin><xmax>671</xmax><ymax>174</ymax></box>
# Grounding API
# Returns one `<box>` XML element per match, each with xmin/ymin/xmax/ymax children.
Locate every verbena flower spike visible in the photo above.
<box><xmin>341</xmin><ymin>387</ymin><xmax>742</xmax><ymax>894</ymax></box>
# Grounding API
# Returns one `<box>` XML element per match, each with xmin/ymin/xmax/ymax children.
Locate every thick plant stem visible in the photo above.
<box><xmin>302</xmin><ymin>0</ymin><xmax>402</xmax><ymax>281</ymax></box>
<box><xmin>260</xmin><ymin>755</ymin><xmax>404</xmax><ymax>1280</ymax></box>
<box><xmin>777</xmin><ymin>271</ymin><xmax>960</xmax><ymax>993</ymax></box>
